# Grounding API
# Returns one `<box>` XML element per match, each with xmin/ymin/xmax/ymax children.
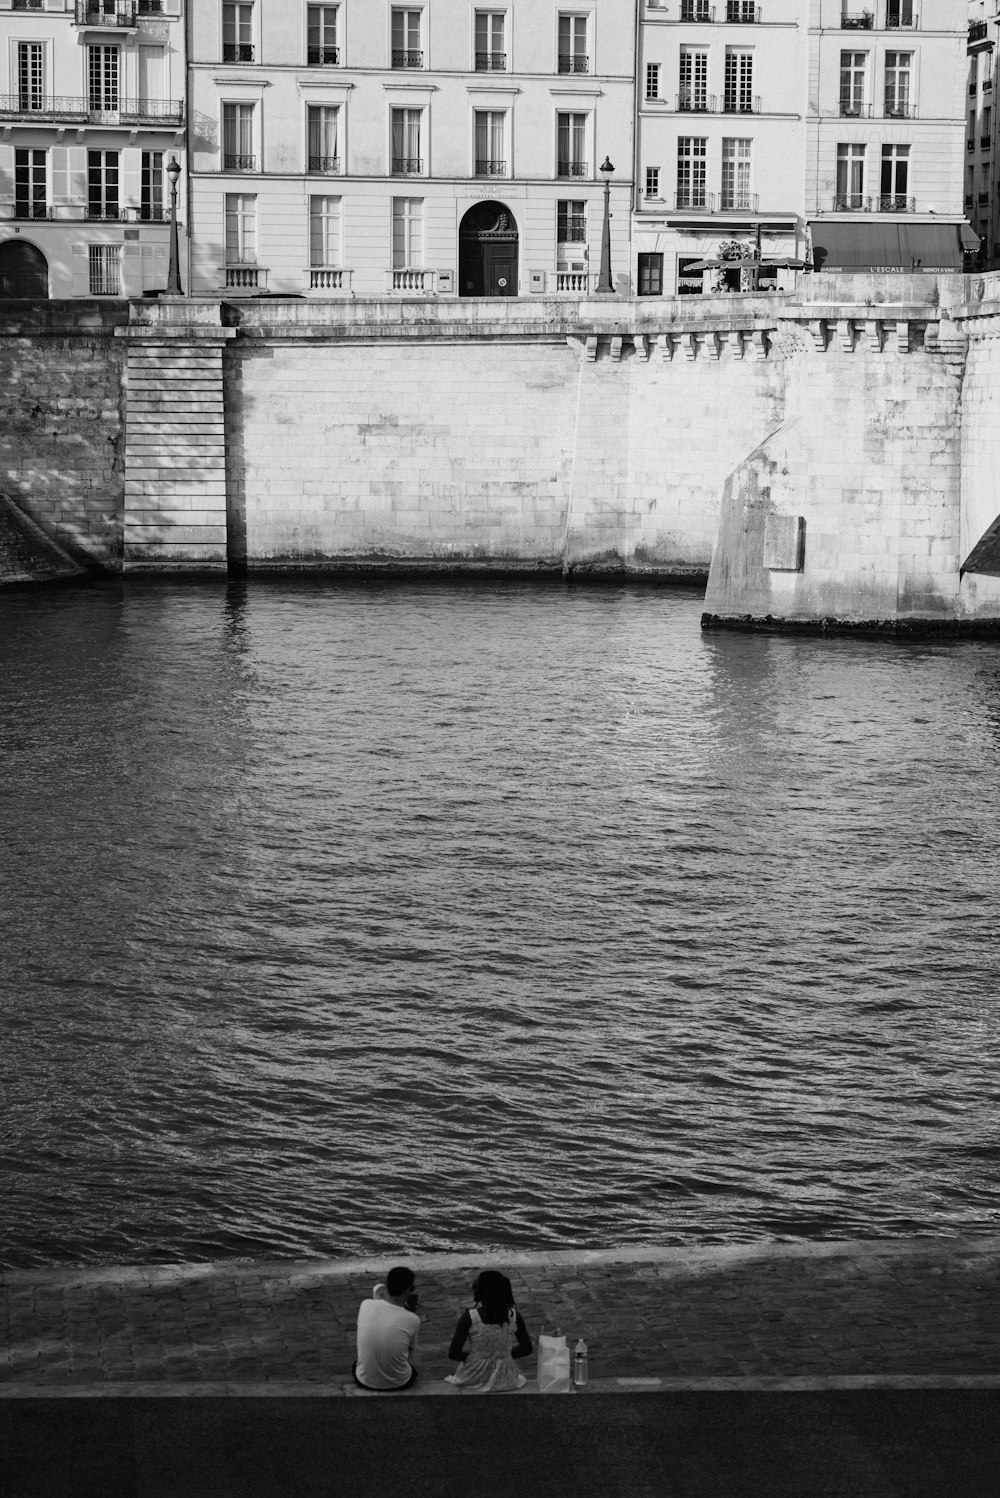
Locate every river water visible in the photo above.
<box><xmin>1</xmin><ymin>579</ymin><xmax>998</xmax><ymax>1268</ymax></box>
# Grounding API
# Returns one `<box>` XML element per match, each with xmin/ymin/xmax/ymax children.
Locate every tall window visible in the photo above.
<box><xmin>225</xmin><ymin>192</ymin><xmax>257</xmax><ymax>263</ymax></box>
<box><xmin>309</xmin><ymin>195</ymin><xmax>341</xmax><ymax>264</ymax></box>
<box><xmin>475</xmin><ymin>11</ymin><xmax>505</xmax><ymax>70</ymax></box>
<box><xmin>307</xmin><ymin>105</ymin><xmax>340</xmax><ymax>172</ymax></box>
<box><xmin>880</xmin><ymin>144</ymin><xmax>910</xmax><ymax>208</ymax></box>
<box><xmin>391</xmin><ymin>107</ymin><xmax>423</xmax><ymax>173</ymax></box>
<box><xmin>724</xmin><ymin>48</ymin><xmax>753</xmax><ymax>112</ymax></box>
<box><xmin>885</xmin><ymin>0</ymin><xmax>913</xmax><ymax>27</ymax></box>
<box><xmin>475</xmin><ymin>110</ymin><xmax>506</xmax><ymax>175</ymax></box>
<box><xmin>391</xmin><ymin>196</ymin><xmax>423</xmax><ymax>267</ymax></box>
<box><xmin>14</xmin><ymin>149</ymin><xmax>46</xmax><ymax>219</ymax></box>
<box><xmin>884</xmin><ymin>52</ymin><xmax>911</xmax><ymax>117</ymax></box>
<box><xmin>836</xmin><ymin>142</ymin><xmax>866</xmax><ymax>208</ymax></box>
<box><xmin>676</xmin><ymin>136</ymin><xmax>707</xmax><ymax>207</ymax></box>
<box><xmin>223</xmin><ymin>103</ymin><xmax>256</xmax><ymax>170</ymax></box>
<box><xmin>87</xmin><ymin>149</ymin><xmax>119</xmax><ymax>218</ymax></box>
<box><xmin>141</xmin><ymin>149</ymin><xmax>163</xmax><ymax>220</ymax></box>
<box><xmin>307</xmin><ymin>5</ymin><xmax>339</xmax><ymax>64</ymax></box>
<box><xmin>721</xmin><ymin>137</ymin><xmax>751</xmax><ymax>208</ymax></box>
<box><xmin>679</xmin><ymin>47</ymin><xmax>708</xmax><ymax>110</ymax></box>
<box><xmin>17</xmin><ymin>43</ymin><xmax>44</xmax><ymax>111</ymax></box>
<box><xmin>89</xmin><ymin>245</ymin><xmax>120</xmax><ymax>296</ymax></box>
<box><xmin>223</xmin><ymin>2</ymin><xmax>255</xmax><ymax>62</ymax></box>
<box><xmin>645</xmin><ymin>165</ymin><xmax>660</xmax><ymax>197</ymax></box>
<box><xmin>557</xmin><ymin>112</ymin><xmax>588</xmax><ymax>175</ymax></box>
<box><xmin>557</xmin><ymin>199</ymin><xmax>586</xmax><ymax>241</ymax></box>
<box><xmin>839</xmin><ymin>51</ymin><xmax>867</xmax><ymax>115</ymax></box>
<box><xmin>391</xmin><ymin>9</ymin><xmax>422</xmax><ymax>67</ymax></box>
<box><xmin>558</xmin><ymin>15</ymin><xmax>588</xmax><ymax>74</ymax></box>
<box><xmin>637</xmin><ymin>252</ymin><xmax>663</xmax><ymax>295</ymax></box>
<box><xmin>88</xmin><ymin>45</ymin><xmax>119</xmax><ymax>111</ymax></box>
<box><xmin>645</xmin><ymin>62</ymin><xmax>660</xmax><ymax>99</ymax></box>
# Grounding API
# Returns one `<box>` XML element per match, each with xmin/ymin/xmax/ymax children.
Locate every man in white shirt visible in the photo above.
<box><xmin>354</xmin><ymin>1266</ymin><xmax>421</xmax><ymax>1390</ymax></box>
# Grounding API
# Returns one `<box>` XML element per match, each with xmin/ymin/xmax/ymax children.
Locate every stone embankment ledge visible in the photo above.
<box><xmin>1</xmin><ymin>1236</ymin><xmax>996</xmax><ymax>1396</ymax></box>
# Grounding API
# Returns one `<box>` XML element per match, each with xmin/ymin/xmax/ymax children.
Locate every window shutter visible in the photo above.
<box><xmin>123</xmin><ymin>151</ymin><xmax>142</xmax><ymax>217</ymax></box>
<box><xmin>122</xmin><ymin>242</ymin><xmax>143</xmax><ymax>296</ymax></box>
<box><xmin>71</xmin><ymin>243</ymin><xmax>89</xmax><ymax>297</ymax></box>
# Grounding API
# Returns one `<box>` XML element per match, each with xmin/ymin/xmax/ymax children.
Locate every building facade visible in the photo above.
<box><xmin>187</xmin><ymin>0</ymin><xmax>635</xmax><ymax>296</ymax></box>
<box><xmin>966</xmin><ymin>0</ymin><xmax>994</xmax><ymax>264</ymax></box>
<box><xmin>0</xmin><ymin>0</ymin><xmax>185</xmax><ymax>299</ymax></box>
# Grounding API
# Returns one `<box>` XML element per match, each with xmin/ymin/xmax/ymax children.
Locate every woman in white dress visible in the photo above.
<box><xmin>445</xmin><ymin>1270</ymin><xmax>534</xmax><ymax>1392</ymax></box>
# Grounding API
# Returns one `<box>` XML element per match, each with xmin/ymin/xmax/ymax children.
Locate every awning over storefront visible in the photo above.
<box><xmin>808</xmin><ymin>222</ymin><xmax>965</xmax><ymax>272</ymax></box>
<box><xmin>960</xmin><ymin>221</ymin><xmax>981</xmax><ymax>253</ymax></box>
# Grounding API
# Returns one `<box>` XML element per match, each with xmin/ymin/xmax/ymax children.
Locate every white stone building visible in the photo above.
<box><xmin>187</xmin><ymin>0</ymin><xmax>636</xmax><ymax>297</ymax></box>
<box><xmin>966</xmin><ymin>0</ymin><xmax>994</xmax><ymax>264</ymax></box>
<box><xmin>0</xmin><ymin>0</ymin><xmax>185</xmax><ymax>299</ymax></box>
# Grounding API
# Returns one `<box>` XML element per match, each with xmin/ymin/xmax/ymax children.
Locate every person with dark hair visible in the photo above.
<box><xmin>354</xmin><ymin>1266</ymin><xmax>420</xmax><ymax>1390</ymax></box>
<box><xmin>445</xmin><ymin>1269</ymin><xmax>533</xmax><ymax>1392</ymax></box>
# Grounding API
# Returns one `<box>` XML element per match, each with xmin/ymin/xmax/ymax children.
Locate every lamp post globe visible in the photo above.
<box><xmin>596</xmin><ymin>156</ymin><xmax>615</xmax><ymax>295</ymax></box>
<box><xmin>166</xmin><ymin>155</ymin><xmax>183</xmax><ymax>296</ymax></box>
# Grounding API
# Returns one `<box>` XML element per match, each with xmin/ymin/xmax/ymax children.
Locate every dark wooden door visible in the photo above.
<box><xmin>485</xmin><ymin>244</ymin><xmax>516</xmax><ymax>296</ymax></box>
<box><xmin>0</xmin><ymin>242</ymin><xmax>49</xmax><ymax>299</ymax></box>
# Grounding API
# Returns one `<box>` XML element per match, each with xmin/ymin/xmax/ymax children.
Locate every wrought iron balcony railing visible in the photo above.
<box><xmin>12</xmin><ymin>0</ymin><xmax>44</xmax><ymax>9</ymax></box>
<box><xmin>680</xmin><ymin>1</ymin><xmax>715</xmax><ymax>18</ymax></box>
<box><xmin>986</xmin><ymin>78</ymin><xmax>993</xmax><ymax>91</ymax></box>
<box><xmin>558</xmin><ymin>55</ymin><xmax>589</xmax><ymax>73</ymax></box>
<box><xmin>840</xmin><ymin>101</ymin><xmax>872</xmax><ymax>116</ymax></box>
<box><xmin>392</xmin><ymin>49</ymin><xmax>423</xmax><ymax>67</ymax></box>
<box><xmin>0</xmin><ymin>95</ymin><xmax>184</xmax><ymax>125</ymax></box>
<box><xmin>475</xmin><ymin>52</ymin><xmax>506</xmax><ymax>69</ymax></box>
<box><xmin>981</xmin><ymin>134</ymin><xmax>992</xmax><ymax>148</ymax></box>
<box><xmin>138</xmin><ymin>0</ymin><xmax>165</xmax><ymax>11</ymax></box>
<box><xmin>475</xmin><ymin>159</ymin><xmax>507</xmax><ymax>175</ymax></box>
<box><xmin>392</xmin><ymin>157</ymin><xmax>423</xmax><ymax>173</ymax></box>
<box><xmin>308</xmin><ymin>155</ymin><xmax>341</xmax><ymax>173</ymax></box>
<box><xmin>74</xmin><ymin>0</ymin><xmax>138</xmax><ymax>26</ymax></box>
<box><xmin>969</xmin><ymin>19</ymin><xmax>988</xmax><ymax>41</ymax></box>
<box><xmin>222</xmin><ymin>43</ymin><xmax>256</xmax><ymax>62</ymax></box>
<box><xmin>884</xmin><ymin>103</ymin><xmax>915</xmax><ymax>117</ymax></box>
<box><xmin>877</xmin><ymin>194</ymin><xmax>915</xmax><ymax>211</ymax></box>
<box><xmin>968</xmin><ymin>136</ymin><xmax>976</xmax><ymax>149</ymax></box>
<box><xmin>726</xmin><ymin>1</ymin><xmax>759</xmax><ymax>19</ymax></box>
<box><xmin>86</xmin><ymin>206</ymin><xmax>126</xmax><ymax>220</ymax></box>
<box><xmin>224</xmin><ymin>154</ymin><xmax>256</xmax><ymax>171</ymax></box>
<box><xmin>722</xmin><ymin>94</ymin><xmax>760</xmax><ymax>113</ymax></box>
<box><xmin>674</xmin><ymin>190</ymin><xmax>714</xmax><ymax>210</ymax></box>
<box><xmin>307</xmin><ymin>47</ymin><xmax>340</xmax><ymax>64</ymax></box>
<box><xmin>979</xmin><ymin>190</ymin><xmax>991</xmax><ymax>203</ymax></box>
<box><xmin>676</xmin><ymin>94</ymin><xmax>716</xmax><ymax>111</ymax></box>
<box><xmin>885</xmin><ymin>12</ymin><xmax>918</xmax><ymax>27</ymax></box>
<box><xmin>719</xmin><ymin>191</ymin><xmax>758</xmax><ymax>211</ymax></box>
<box><xmin>832</xmin><ymin>193</ymin><xmax>870</xmax><ymax>210</ymax></box>
<box><xmin>12</xmin><ymin>203</ymin><xmax>49</xmax><ymax>220</ymax></box>
<box><xmin>557</xmin><ymin>160</ymin><xmax>589</xmax><ymax>177</ymax></box>
<box><xmin>841</xmin><ymin>10</ymin><xmax>873</xmax><ymax>27</ymax></box>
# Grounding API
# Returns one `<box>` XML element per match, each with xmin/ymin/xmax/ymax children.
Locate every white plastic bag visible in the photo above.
<box><xmin>537</xmin><ymin>1333</ymin><xmax>572</xmax><ymax>1393</ymax></box>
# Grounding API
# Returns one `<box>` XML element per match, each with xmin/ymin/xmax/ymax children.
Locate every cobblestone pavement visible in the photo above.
<box><xmin>1</xmin><ymin>1236</ymin><xmax>997</xmax><ymax>1390</ymax></box>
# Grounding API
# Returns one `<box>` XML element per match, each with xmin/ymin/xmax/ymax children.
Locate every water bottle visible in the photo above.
<box><xmin>573</xmin><ymin>1339</ymin><xmax>588</xmax><ymax>1387</ymax></box>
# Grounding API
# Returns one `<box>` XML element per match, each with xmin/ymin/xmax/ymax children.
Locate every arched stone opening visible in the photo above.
<box><xmin>458</xmin><ymin>201</ymin><xmax>518</xmax><ymax>297</ymax></box>
<box><xmin>0</xmin><ymin>241</ymin><xmax>49</xmax><ymax>299</ymax></box>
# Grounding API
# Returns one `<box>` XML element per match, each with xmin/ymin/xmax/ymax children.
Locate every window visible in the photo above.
<box><xmin>676</xmin><ymin>136</ymin><xmax>707</xmax><ymax>207</ymax></box>
<box><xmin>679</xmin><ymin>47</ymin><xmax>708</xmax><ymax>111</ymax></box>
<box><xmin>223</xmin><ymin>103</ymin><xmax>256</xmax><ymax>170</ymax></box>
<box><xmin>475</xmin><ymin>110</ymin><xmax>506</xmax><ymax>176</ymax></box>
<box><xmin>558</xmin><ymin>15</ymin><xmax>588</xmax><ymax>74</ymax></box>
<box><xmin>223</xmin><ymin>2</ymin><xmax>255</xmax><ymax>62</ymax></box>
<box><xmin>723</xmin><ymin>48</ymin><xmax>753</xmax><ymax>112</ymax></box>
<box><xmin>836</xmin><ymin>142</ymin><xmax>866</xmax><ymax>208</ymax></box>
<box><xmin>645</xmin><ymin>62</ymin><xmax>660</xmax><ymax>100</ymax></box>
<box><xmin>839</xmin><ymin>51</ymin><xmax>867</xmax><ymax>115</ymax></box>
<box><xmin>726</xmin><ymin>0</ymin><xmax>756</xmax><ymax>18</ymax></box>
<box><xmin>475</xmin><ymin>11</ymin><xmax>505</xmax><ymax>70</ymax></box>
<box><xmin>392</xmin><ymin>196</ymin><xmax>423</xmax><ymax>266</ymax></box>
<box><xmin>88</xmin><ymin>45</ymin><xmax>119</xmax><ymax>112</ymax></box>
<box><xmin>307</xmin><ymin>5</ymin><xmax>339</xmax><ymax>64</ymax></box>
<box><xmin>87</xmin><ymin>149</ymin><xmax>119</xmax><ymax>219</ymax></box>
<box><xmin>391</xmin><ymin>107</ymin><xmax>423</xmax><ymax>173</ymax></box>
<box><xmin>141</xmin><ymin>149</ymin><xmax>164</xmax><ymax>220</ymax></box>
<box><xmin>645</xmin><ymin>165</ymin><xmax>660</xmax><ymax>197</ymax></box>
<box><xmin>14</xmin><ymin>149</ymin><xmax>46</xmax><ymax>219</ymax></box>
<box><xmin>557</xmin><ymin>112</ymin><xmax>588</xmax><ymax>176</ymax></box>
<box><xmin>637</xmin><ymin>252</ymin><xmax>663</xmax><ymax>295</ymax></box>
<box><xmin>89</xmin><ymin>245</ymin><xmax>120</xmax><ymax>296</ymax></box>
<box><xmin>557</xmin><ymin>199</ymin><xmax>586</xmax><ymax>241</ymax></box>
<box><xmin>884</xmin><ymin>52</ymin><xmax>911</xmax><ymax>117</ymax></box>
<box><xmin>721</xmin><ymin>137</ymin><xmax>751</xmax><ymax>208</ymax></box>
<box><xmin>680</xmin><ymin>0</ymin><xmax>712</xmax><ymax>17</ymax></box>
<box><xmin>885</xmin><ymin>0</ymin><xmax>913</xmax><ymax>27</ymax></box>
<box><xmin>880</xmin><ymin>143</ymin><xmax>910</xmax><ymax>209</ymax></box>
<box><xmin>310</xmin><ymin>195</ymin><xmax>341</xmax><ymax>264</ymax></box>
<box><xmin>392</xmin><ymin>9</ymin><xmax>422</xmax><ymax>67</ymax></box>
<box><xmin>225</xmin><ymin>192</ymin><xmax>257</xmax><ymax>263</ymax></box>
<box><xmin>307</xmin><ymin>105</ymin><xmax>340</xmax><ymax>172</ymax></box>
<box><xmin>17</xmin><ymin>43</ymin><xmax>44</xmax><ymax>111</ymax></box>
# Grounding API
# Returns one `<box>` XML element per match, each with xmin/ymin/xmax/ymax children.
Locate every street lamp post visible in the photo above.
<box><xmin>166</xmin><ymin>155</ymin><xmax>183</xmax><ymax>295</ymax></box>
<box><xmin>596</xmin><ymin>155</ymin><xmax>615</xmax><ymax>295</ymax></box>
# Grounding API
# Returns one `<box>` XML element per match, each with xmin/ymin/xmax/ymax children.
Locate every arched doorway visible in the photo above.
<box><xmin>0</xmin><ymin>242</ymin><xmax>49</xmax><ymax>299</ymax></box>
<box><xmin>459</xmin><ymin>201</ymin><xmax>518</xmax><ymax>297</ymax></box>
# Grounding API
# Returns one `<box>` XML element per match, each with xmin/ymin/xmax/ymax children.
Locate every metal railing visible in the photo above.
<box><xmin>392</xmin><ymin>157</ymin><xmax>423</xmax><ymax>173</ymax></box>
<box><xmin>726</xmin><ymin>1</ymin><xmax>759</xmax><ymax>19</ymax></box>
<box><xmin>308</xmin><ymin>155</ymin><xmax>340</xmax><ymax>173</ymax></box>
<box><xmin>557</xmin><ymin>160</ymin><xmax>589</xmax><ymax>176</ymax></box>
<box><xmin>674</xmin><ymin>190</ymin><xmax>714</xmax><ymax>210</ymax></box>
<box><xmin>722</xmin><ymin>94</ymin><xmax>760</xmax><ymax>113</ymax></box>
<box><xmin>475</xmin><ymin>159</ymin><xmax>507</xmax><ymax>175</ymax></box>
<box><xmin>884</xmin><ymin>103</ymin><xmax>915</xmax><ymax>118</ymax></box>
<box><xmin>986</xmin><ymin>78</ymin><xmax>993</xmax><ymax>91</ymax></box>
<box><xmin>676</xmin><ymin>94</ymin><xmax>716</xmax><ymax>111</ymax></box>
<box><xmin>979</xmin><ymin>190</ymin><xmax>991</xmax><ymax>203</ymax></box>
<box><xmin>557</xmin><ymin>218</ymin><xmax>588</xmax><ymax>241</ymax></box>
<box><xmin>74</xmin><ymin>0</ymin><xmax>138</xmax><ymax>25</ymax></box>
<box><xmin>138</xmin><ymin>0</ymin><xmax>164</xmax><ymax>11</ymax></box>
<box><xmin>475</xmin><ymin>52</ymin><xmax>506</xmax><ymax>69</ymax></box>
<box><xmin>12</xmin><ymin>0</ymin><xmax>44</xmax><ymax>9</ymax></box>
<box><xmin>840</xmin><ymin>101</ymin><xmax>872</xmax><ymax>116</ymax></box>
<box><xmin>222</xmin><ymin>44</ymin><xmax>255</xmax><ymax>62</ymax></box>
<box><xmin>0</xmin><ymin>95</ymin><xmax>184</xmax><ymax>125</ymax></box>
<box><xmin>308</xmin><ymin>268</ymin><xmax>345</xmax><ymax>290</ymax></box>
<box><xmin>968</xmin><ymin>137</ymin><xmax>976</xmax><ymax>150</ymax></box>
<box><xmin>558</xmin><ymin>56</ymin><xmax>589</xmax><ymax>73</ymax></box>
<box><xmin>877</xmin><ymin>194</ymin><xmax>914</xmax><ymax>211</ymax></box>
<box><xmin>11</xmin><ymin>204</ymin><xmax>49</xmax><ymax>220</ymax></box>
<box><xmin>981</xmin><ymin>134</ymin><xmax>992</xmax><ymax>148</ymax></box>
<box><xmin>885</xmin><ymin>12</ymin><xmax>918</xmax><ymax>27</ymax></box>
<box><xmin>224</xmin><ymin>154</ymin><xmax>256</xmax><ymax>171</ymax></box>
<box><xmin>969</xmin><ymin>20</ymin><xmax>988</xmax><ymax>41</ymax></box>
<box><xmin>86</xmin><ymin>206</ymin><xmax>125</xmax><ymax>220</ymax></box>
<box><xmin>307</xmin><ymin>47</ymin><xmax>340</xmax><ymax>64</ymax></box>
<box><xmin>840</xmin><ymin>10</ymin><xmax>873</xmax><ymax>27</ymax></box>
<box><xmin>392</xmin><ymin>50</ymin><xmax>423</xmax><ymax>67</ymax></box>
<box><xmin>680</xmin><ymin>1</ymin><xmax>715</xmax><ymax>18</ymax></box>
<box><xmin>719</xmin><ymin>191</ymin><xmax>758</xmax><ymax>211</ymax></box>
<box><xmin>390</xmin><ymin>268</ymin><xmax>431</xmax><ymax>291</ymax></box>
<box><xmin>832</xmin><ymin>193</ymin><xmax>870</xmax><ymax>210</ymax></box>
<box><xmin>225</xmin><ymin>265</ymin><xmax>266</xmax><ymax>290</ymax></box>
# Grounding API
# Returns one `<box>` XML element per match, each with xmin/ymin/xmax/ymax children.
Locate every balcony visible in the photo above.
<box><xmin>475</xmin><ymin>52</ymin><xmax>506</xmax><ymax>69</ymax></box>
<box><xmin>969</xmin><ymin>82</ymin><xmax>978</xmax><ymax>95</ymax></box>
<box><xmin>557</xmin><ymin>217</ymin><xmax>588</xmax><ymax>241</ymax></box>
<box><xmin>308</xmin><ymin>267</ymin><xmax>347</xmax><ymax>290</ymax></box>
<box><xmin>222</xmin><ymin>44</ymin><xmax>256</xmax><ymax>63</ymax></box>
<box><xmin>224</xmin><ymin>154</ymin><xmax>256</xmax><ymax>171</ymax></box>
<box><xmin>12</xmin><ymin>0</ymin><xmax>44</xmax><ymax>9</ymax></box>
<box><xmin>969</xmin><ymin>137</ymin><xmax>976</xmax><ymax>150</ymax></box>
<box><xmin>307</xmin><ymin>47</ymin><xmax>340</xmax><ymax>64</ymax></box>
<box><xmin>674</xmin><ymin>191</ymin><xmax>715</xmax><ymax>210</ymax></box>
<box><xmin>832</xmin><ymin>193</ymin><xmax>870</xmax><ymax>210</ymax></box>
<box><xmin>884</xmin><ymin>103</ymin><xmax>915</xmax><ymax>118</ymax></box>
<box><xmin>556</xmin><ymin>271</ymin><xmax>591</xmax><ymax>291</ymax></box>
<box><xmin>225</xmin><ymin>265</ymin><xmax>267</xmax><ymax>291</ymax></box>
<box><xmin>969</xmin><ymin>20</ymin><xmax>988</xmax><ymax>42</ymax></box>
<box><xmin>722</xmin><ymin>94</ymin><xmax>760</xmax><ymax>113</ymax></box>
<box><xmin>840</xmin><ymin>101</ymin><xmax>872</xmax><ymax>117</ymax></box>
<box><xmin>982</xmin><ymin>134</ymin><xmax>992</xmax><ymax>148</ymax></box>
<box><xmin>841</xmin><ymin>11</ymin><xmax>873</xmax><ymax>27</ymax></box>
<box><xmin>138</xmin><ymin>0</ymin><xmax>165</xmax><ymax>11</ymax></box>
<box><xmin>877</xmin><ymin>194</ymin><xmax>915</xmax><ymax>211</ymax></box>
<box><xmin>986</xmin><ymin>78</ymin><xmax>993</xmax><ymax>91</ymax></box>
<box><xmin>392</xmin><ymin>49</ymin><xmax>423</xmax><ymax>67</ymax></box>
<box><xmin>11</xmin><ymin>203</ymin><xmax>49</xmax><ymax>220</ymax></box>
<box><xmin>74</xmin><ymin>0</ymin><xmax>138</xmax><ymax>27</ymax></box>
<box><xmin>558</xmin><ymin>55</ymin><xmax>589</xmax><ymax>73</ymax></box>
<box><xmin>557</xmin><ymin>160</ymin><xmax>589</xmax><ymax>177</ymax></box>
<box><xmin>725</xmin><ymin>1</ymin><xmax>760</xmax><ymax>18</ymax></box>
<box><xmin>676</xmin><ymin>94</ymin><xmax>716</xmax><ymax>111</ymax></box>
<box><xmin>86</xmin><ymin>206</ymin><xmax>126</xmax><ymax>221</ymax></box>
<box><xmin>885</xmin><ymin>11</ymin><xmax>918</xmax><ymax>28</ymax></box>
<box><xmin>392</xmin><ymin>157</ymin><xmax>423</xmax><ymax>174</ymax></box>
<box><xmin>308</xmin><ymin>155</ymin><xmax>341</xmax><ymax>173</ymax></box>
<box><xmin>475</xmin><ymin>158</ymin><xmax>507</xmax><ymax>176</ymax></box>
<box><xmin>0</xmin><ymin>95</ymin><xmax>184</xmax><ymax>125</ymax></box>
<box><xmin>680</xmin><ymin>1</ymin><xmax>715</xmax><ymax>18</ymax></box>
<box><xmin>720</xmin><ymin>191</ymin><xmax>758</xmax><ymax>211</ymax></box>
<box><xmin>979</xmin><ymin>190</ymin><xmax>991</xmax><ymax>203</ymax></box>
<box><xmin>390</xmin><ymin>268</ymin><xmax>433</xmax><ymax>291</ymax></box>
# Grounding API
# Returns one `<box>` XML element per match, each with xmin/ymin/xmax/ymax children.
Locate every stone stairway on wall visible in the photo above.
<box><xmin>0</xmin><ymin>491</ymin><xmax>86</xmax><ymax>585</ymax></box>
